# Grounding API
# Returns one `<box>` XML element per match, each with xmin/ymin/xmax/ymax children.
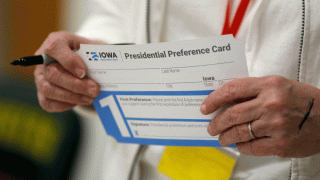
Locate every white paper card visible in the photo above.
<box><xmin>77</xmin><ymin>35</ymin><xmax>248</xmax><ymax>147</ymax></box>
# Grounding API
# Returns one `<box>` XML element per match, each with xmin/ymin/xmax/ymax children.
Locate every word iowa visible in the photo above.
<box><xmin>99</xmin><ymin>52</ymin><xmax>118</xmax><ymax>59</ymax></box>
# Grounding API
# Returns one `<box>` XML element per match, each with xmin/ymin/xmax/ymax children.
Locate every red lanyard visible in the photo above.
<box><xmin>222</xmin><ymin>0</ymin><xmax>251</xmax><ymax>37</ymax></box>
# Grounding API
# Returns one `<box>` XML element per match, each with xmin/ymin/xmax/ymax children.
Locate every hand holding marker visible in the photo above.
<box><xmin>10</xmin><ymin>43</ymin><xmax>133</xmax><ymax>66</ymax></box>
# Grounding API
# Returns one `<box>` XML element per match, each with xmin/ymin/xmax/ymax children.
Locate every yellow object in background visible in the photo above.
<box><xmin>158</xmin><ymin>146</ymin><xmax>236</xmax><ymax>180</ymax></box>
<box><xmin>0</xmin><ymin>97</ymin><xmax>61</xmax><ymax>165</ymax></box>
<box><xmin>0</xmin><ymin>85</ymin><xmax>81</xmax><ymax>179</ymax></box>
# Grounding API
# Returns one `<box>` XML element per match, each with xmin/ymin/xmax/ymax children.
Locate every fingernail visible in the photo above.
<box><xmin>200</xmin><ymin>103</ymin><xmax>206</xmax><ymax>114</ymax></box>
<box><xmin>82</xmin><ymin>96</ymin><xmax>94</xmax><ymax>103</ymax></box>
<box><xmin>88</xmin><ymin>87</ymin><xmax>97</xmax><ymax>97</ymax></box>
<box><xmin>76</xmin><ymin>68</ymin><xmax>86</xmax><ymax>79</ymax></box>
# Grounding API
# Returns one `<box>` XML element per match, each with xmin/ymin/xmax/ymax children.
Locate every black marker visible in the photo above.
<box><xmin>10</xmin><ymin>43</ymin><xmax>134</xmax><ymax>66</ymax></box>
<box><xmin>11</xmin><ymin>53</ymin><xmax>56</xmax><ymax>66</ymax></box>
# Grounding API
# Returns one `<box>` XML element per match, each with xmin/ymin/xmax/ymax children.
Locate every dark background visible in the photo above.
<box><xmin>0</xmin><ymin>1</ymin><xmax>82</xmax><ymax>179</ymax></box>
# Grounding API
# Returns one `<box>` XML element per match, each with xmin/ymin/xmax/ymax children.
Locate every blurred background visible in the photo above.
<box><xmin>0</xmin><ymin>0</ymin><xmax>108</xmax><ymax>179</ymax></box>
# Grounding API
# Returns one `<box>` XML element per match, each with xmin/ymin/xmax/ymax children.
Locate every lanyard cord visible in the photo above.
<box><xmin>128</xmin><ymin>145</ymin><xmax>148</xmax><ymax>180</ymax></box>
<box><xmin>222</xmin><ymin>0</ymin><xmax>251</xmax><ymax>37</ymax></box>
<box><xmin>146</xmin><ymin>0</ymin><xmax>151</xmax><ymax>43</ymax></box>
<box><xmin>128</xmin><ymin>2</ymin><xmax>151</xmax><ymax>179</ymax></box>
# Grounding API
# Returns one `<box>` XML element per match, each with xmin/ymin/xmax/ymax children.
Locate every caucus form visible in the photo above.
<box><xmin>77</xmin><ymin>35</ymin><xmax>248</xmax><ymax>147</ymax></box>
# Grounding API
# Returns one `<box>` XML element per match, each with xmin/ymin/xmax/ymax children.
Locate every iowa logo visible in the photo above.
<box><xmin>86</xmin><ymin>52</ymin><xmax>118</xmax><ymax>61</ymax></box>
<box><xmin>86</xmin><ymin>52</ymin><xmax>99</xmax><ymax>61</ymax></box>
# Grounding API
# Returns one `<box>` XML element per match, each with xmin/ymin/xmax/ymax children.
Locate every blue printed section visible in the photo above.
<box><xmin>93</xmin><ymin>90</ymin><xmax>236</xmax><ymax>147</ymax></box>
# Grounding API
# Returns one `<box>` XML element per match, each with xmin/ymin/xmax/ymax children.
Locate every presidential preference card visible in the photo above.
<box><xmin>77</xmin><ymin>35</ymin><xmax>248</xmax><ymax>147</ymax></box>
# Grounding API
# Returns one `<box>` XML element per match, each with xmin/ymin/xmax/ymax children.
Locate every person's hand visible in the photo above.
<box><xmin>200</xmin><ymin>75</ymin><xmax>320</xmax><ymax>158</ymax></box>
<box><xmin>34</xmin><ymin>31</ymin><xmax>104</xmax><ymax>112</ymax></box>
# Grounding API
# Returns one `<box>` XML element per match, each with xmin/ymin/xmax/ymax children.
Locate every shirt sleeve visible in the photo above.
<box><xmin>75</xmin><ymin>0</ymin><xmax>135</xmax><ymax>44</ymax></box>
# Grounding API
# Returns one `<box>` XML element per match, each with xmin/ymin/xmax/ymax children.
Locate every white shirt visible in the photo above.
<box><xmin>75</xmin><ymin>0</ymin><xmax>320</xmax><ymax>179</ymax></box>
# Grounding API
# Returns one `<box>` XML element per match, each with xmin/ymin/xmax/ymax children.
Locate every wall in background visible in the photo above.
<box><xmin>0</xmin><ymin>1</ymin><xmax>11</xmax><ymax>80</ymax></box>
<box><xmin>1</xmin><ymin>1</ymin><xmax>62</xmax><ymax>83</ymax></box>
<box><xmin>0</xmin><ymin>0</ymin><xmax>92</xmax><ymax>82</ymax></box>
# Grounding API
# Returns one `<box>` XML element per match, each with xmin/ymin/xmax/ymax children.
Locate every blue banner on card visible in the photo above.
<box><xmin>93</xmin><ymin>90</ymin><xmax>236</xmax><ymax>147</ymax></box>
